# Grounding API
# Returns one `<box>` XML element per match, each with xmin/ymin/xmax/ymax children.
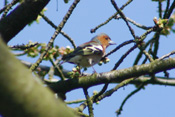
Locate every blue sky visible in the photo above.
<box><xmin>1</xmin><ymin>0</ymin><xmax>175</xmax><ymax>116</ymax></box>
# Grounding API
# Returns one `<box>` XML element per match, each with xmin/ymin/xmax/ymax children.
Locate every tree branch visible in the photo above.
<box><xmin>0</xmin><ymin>0</ymin><xmax>19</xmax><ymax>14</ymax></box>
<box><xmin>116</xmin><ymin>83</ymin><xmax>144</xmax><ymax>116</ymax></box>
<box><xmin>111</xmin><ymin>0</ymin><xmax>136</xmax><ymax>39</ymax></box>
<box><xmin>39</xmin><ymin>13</ymin><xmax>76</xmax><ymax>49</ymax></box>
<box><xmin>164</xmin><ymin>0</ymin><xmax>175</xmax><ymax>19</ymax></box>
<box><xmin>115</xmin><ymin>16</ymin><xmax>152</xmax><ymax>30</ymax></box>
<box><xmin>0</xmin><ymin>0</ymin><xmax>50</xmax><ymax>43</ymax></box>
<box><xmin>48</xmin><ymin>58</ymin><xmax>175</xmax><ymax>93</ymax></box>
<box><xmin>0</xmin><ymin>37</ymin><xmax>76</xmax><ymax>117</ymax></box>
<box><xmin>112</xmin><ymin>44</ymin><xmax>137</xmax><ymax>70</ymax></box>
<box><xmin>90</xmin><ymin>0</ymin><xmax>133</xmax><ymax>33</ymax></box>
<box><xmin>83</xmin><ymin>88</ymin><xmax>94</xmax><ymax>117</ymax></box>
<box><xmin>29</xmin><ymin>0</ymin><xmax>80</xmax><ymax>71</ymax></box>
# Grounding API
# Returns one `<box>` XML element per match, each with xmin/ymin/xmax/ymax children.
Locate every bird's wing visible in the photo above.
<box><xmin>62</xmin><ymin>43</ymin><xmax>103</xmax><ymax>61</ymax></box>
<box><xmin>82</xmin><ymin>44</ymin><xmax>103</xmax><ymax>55</ymax></box>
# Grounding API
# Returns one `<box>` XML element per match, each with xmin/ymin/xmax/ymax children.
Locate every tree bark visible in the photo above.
<box><xmin>0</xmin><ymin>0</ymin><xmax>50</xmax><ymax>43</ymax></box>
<box><xmin>0</xmin><ymin>38</ymin><xmax>77</xmax><ymax>117</ymax></box>
<box><xmin>48</xmin><ymin>57</ymin><xmax>175</xmax><ymax>93</ymax></box>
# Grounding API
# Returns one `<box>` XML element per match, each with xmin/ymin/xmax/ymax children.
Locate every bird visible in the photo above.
<box><xmin>61</xmin><ymin>33</ymin><xmax>116</xmax><ymax>72</ymax></box>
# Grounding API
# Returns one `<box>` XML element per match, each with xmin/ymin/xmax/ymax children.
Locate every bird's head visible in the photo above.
<box><xmin>92</xmin><ymin>33</ymin><xmax>116</xmax><ymax>49</ymax></box>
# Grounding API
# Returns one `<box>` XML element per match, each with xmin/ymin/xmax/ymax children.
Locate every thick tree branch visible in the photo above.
<box><xmin>0</xmin><ymin>0</ymin><xmax>50</xmax><ymax>43</ymax></box>
<box><xmin>22</xmin><ymin>60</ymin><xmax>175</xmax><ymax>88</ymax></box>
<box><xmin>48</xmin><ymin>58</ymin><xmax>175</xmax><ymax>93</ymax></box>
<box><xmin>0</xmin><ymin>38</ymin><xmax>76</xmax><ymax>117</ymax></box>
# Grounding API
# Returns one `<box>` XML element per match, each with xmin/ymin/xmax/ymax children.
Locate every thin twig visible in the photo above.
<box><xmin>39</xmin><ymin>13</ymin><xmax>76</xmax><ymax>49</ymax></box>
<box><xmin>14</xmin><ymin>51</ymin><xmax>27</xmax><ymax>56</ymax></box>
<box><xmin>66</xmin><ymin>99</ymin><xmax>86</xmax><ymax>104</ymax></box>
<box><xmin>69</xmin><ymin>107</ymin><xmax>89</xmax><ymax>117</ymax></box>
<box><xmin>142</xmin><ymin>50</ymin><xmax>154</xmax><ymax>62</ymax></box>
<box><xmin>164</xmin><ymin>0</ymin><xmax>175</xmax><ymax>19</ymax></box>
<box><xmin>163</xmin><ymin>0</ymin><xmax>170</xmax><ymax>19</ymax></box>
<box><xmin>158</xmin><ymin>1</ymin><xmax>162</xmax><ymax>18</ymax></box>
<box><xmin>61</xmin><ymin>31</ymin><xmax>76</xmax><ymax>48</ymax></box>
<box><xmin>142</xmin><ymin>56</ymin><xmax>148</xmax><ymax>64</ymax></box>
<box><xmin>49</xmin><ymin>59</ymin><xmax>65</xmax><ymax>81</ymax></box>
<box><xmin>116</xmin><ymin>83</ymin><xmax>144</xmax><ymax>116</ymax></box>
<box><xmin>90</xmin><ymin>0</ymin><xmax>133</xmax><ymax>33</ymax></box>
<box><xmin>115</xmin><ymin>16</ymin><xmax>152</xmax><ymax>30</ymax></box>
<box><xmin>76</xmin><ymin>78</ymin><xmax>135</xmax><ymax>113</ymax></box>
<box><xmin>102</xmin><ymin>39</ymin><xmax>134</xmax><ymax>59</ymax></box>
<box><xmin>75</xmin><ymin>102</ymin><xmax>87</xmax><ymax>112</ymax></box>
<box><xmin>133</xmin><ymin>26</ymin><xmax>157</xmax><ymax>63</ymax></box>
<box><xmin>139</xmin><ymin>26</ymin><xmax>156</xmax><ymax>42</ymax></box>
<box><xmin>150</xmin><ymin>50</ymin><xmax>158</xmax><ymax>60</ymax></box>
<box><xmin>76</xmin><ymin>112</ymin><xmax>89</xmax><ymax>117</ymax></box>
<box><xmin>153</xmin><ymin>32</ymin><xmax>161</xmax><ymax>59</ymax></box>
<box><xmin>0</xmin><ymin>0</ymin><xmax>19</xmax><ymax>16</ymax></box>
<box><xmin>9</xmin><ymin>42</ymin><xmax>39</xmax><ymax>50</ymax></box>
<box><xmin>133</xmin><ymin>35</ymin><xmax>155</xmax><ymax>65</ymax></box>
<box><xmin>21</xmin><ymin>60</ymin><xmax>76</xmax><ymax>78</ymax></box>
<box><xmin>141</xmin><ymin>42</ymin><xmax>154</xmax><ymax>64</ymax></box>
<box><xmin>73</xmin><ymin>84</ymin><xmax>108</xmax><ymax>113</ymax></box>
<box><xmin>96</xmin><ymin>78</ymin><xmax>135</xmax><ymax>102</ymax></box>
<box><xmin>159</xmin><ymin>50</ymin><xmax>175</xmax><ymax>60</ymax></box>
<box><xmin>112</xmin><ymin>45</ymin><xmax>137</xmax><ymax>70</ymax></box>
<box><xmin>136</xmin><ymin>44</ymin><xmax>154</xmax><ymax>63</ymax></box>
<box><xmin>93</xmin><ymin>83</ymin><xmax>109</xmax><ymax>102</ymax></box>
<box><xmin>111</xmin><ymin>0</ymin><xmax>136</xmax><ymax>39</ymax></box>
<box><xmin>30</xmin><ymin>0</ymin><xmax>80</xmax><ymax>71</ymax></box>
<box><xmin>83</xmin><ymin>88</ymin><xmax>94</xmax><ymax>117</ymax></box>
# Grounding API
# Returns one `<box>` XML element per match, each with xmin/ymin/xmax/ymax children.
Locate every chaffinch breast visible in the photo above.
<box><xmin>62</xmin><ymin>33</ymin><xmax>116</xmax><ymax>68</ymax></box>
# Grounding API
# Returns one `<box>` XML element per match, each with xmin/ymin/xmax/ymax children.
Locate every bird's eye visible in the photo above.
<box><xmin>105</xmin><ymin>37</ymin><xmax>109</xmax><ymax>40</ymax></box>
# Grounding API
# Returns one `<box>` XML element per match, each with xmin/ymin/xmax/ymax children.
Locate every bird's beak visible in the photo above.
<box><xmin>109</xmin><ymin>40</ymin><xmax>116</xmax><ymax>45</ymax></box>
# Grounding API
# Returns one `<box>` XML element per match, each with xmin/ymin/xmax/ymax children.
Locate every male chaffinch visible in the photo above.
<box><xmin>62</xmin><ymin>33</ymin><xmax>116</xmax><ymax>70</ymax></box>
